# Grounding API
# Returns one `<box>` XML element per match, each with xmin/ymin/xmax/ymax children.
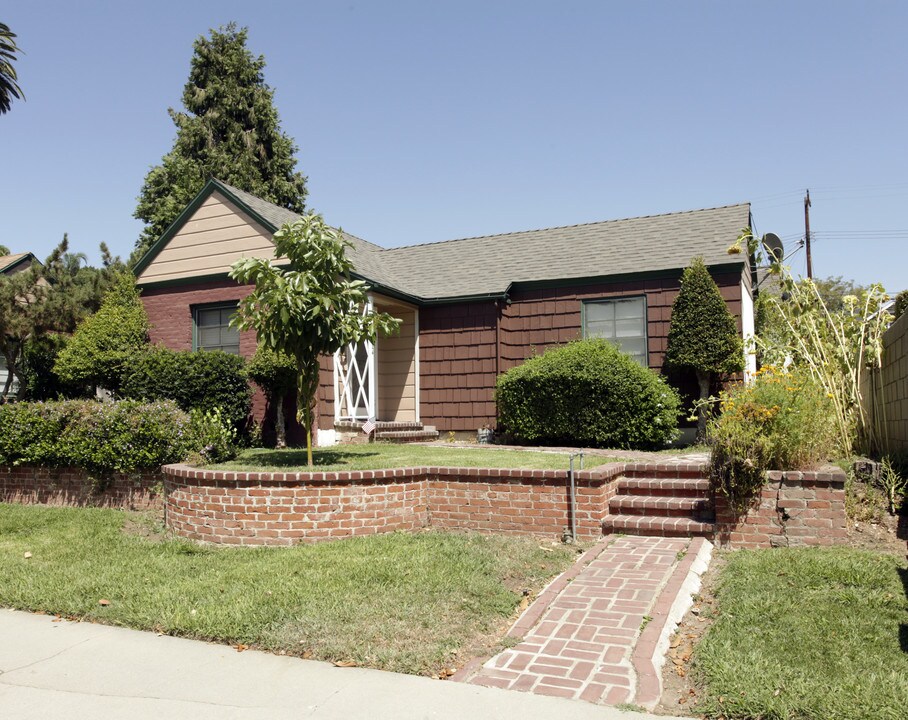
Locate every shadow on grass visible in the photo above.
<box><xmin>240</xmin><ymin>449</ymin><xmax>381</xmax><ymax>468</ymax></box>
<box><xmin>900</xmin><ymin>565</ymin><xmax>908</xmax><ymax>655</ymax></box>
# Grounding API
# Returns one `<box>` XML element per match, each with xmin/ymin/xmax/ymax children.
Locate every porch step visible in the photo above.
<box><xmin>603</xmin><ymin>515</ymin><xmax>715</xmax><ymax>537</ymax></box>
<box><xmin>374</xmin><ymin>421</ymin><xmax>425</xmax><ymax>432</ymax></box>
<box><xmin>373</xmin><ymin>423</ymin><xmax>439</xmax><ymax>443</ymax></box>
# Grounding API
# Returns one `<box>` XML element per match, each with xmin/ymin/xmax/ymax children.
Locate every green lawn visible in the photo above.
<box><xmin>693</xmin><ymin>547</ymin><xmax>908</xmax><ymax>720</ymax></box>
<box><xmin>0</xmin><ymin>504</ymin><xmax>577</xmax><ymax>675</ymax></box>
<box><xmin>208</xmin><ymin>443</ymin><xmax>594</xmax><ymax>472</ymax></box>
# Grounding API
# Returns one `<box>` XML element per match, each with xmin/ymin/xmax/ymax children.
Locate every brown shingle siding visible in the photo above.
<box><xmin>419</xmin><ymin>302</ymin><xmax>498</xmax><ymax>431</ymax></box>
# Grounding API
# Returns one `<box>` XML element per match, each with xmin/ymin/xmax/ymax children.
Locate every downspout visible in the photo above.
<box><xmin>495</xmin><ymin>300</ymin><xmax>502</xmax><ymax>378</ymax></box>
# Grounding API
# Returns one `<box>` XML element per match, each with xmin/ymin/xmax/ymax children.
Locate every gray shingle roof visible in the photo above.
<box><xmin>214</xmin><ymin>181</ymin><xmax>750</xmax><ymax>302</ymax></box>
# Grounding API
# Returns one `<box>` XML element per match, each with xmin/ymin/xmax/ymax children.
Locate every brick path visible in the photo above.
<box><xmin>465</xmin><ymin>535</ymin><xmax>691</xmax><ymax>705</ymax></box>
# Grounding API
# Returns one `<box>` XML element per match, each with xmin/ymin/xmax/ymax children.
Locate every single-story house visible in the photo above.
<box><xmin>134</xmin><ymin>179</ymin><xmax>756</xmax><ymax>444</ymax></box>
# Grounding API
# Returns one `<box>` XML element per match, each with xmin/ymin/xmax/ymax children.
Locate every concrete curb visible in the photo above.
<box><xmin>631</xmin><ymin>536</ymin><xmax>713</xmax><ymax>708</ymax></box>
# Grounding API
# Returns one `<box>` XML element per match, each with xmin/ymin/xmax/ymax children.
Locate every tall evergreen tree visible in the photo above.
<box><xmin>132</xmin><ymin>23</ymin><xmax>307</xmax><ymax>264</ymax></box>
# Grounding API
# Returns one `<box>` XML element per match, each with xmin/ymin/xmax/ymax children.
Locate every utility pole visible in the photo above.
<box><xmin>804</xmin><ymin>189</ymin><xmax>813</xmax><ymax>278</ymax></box>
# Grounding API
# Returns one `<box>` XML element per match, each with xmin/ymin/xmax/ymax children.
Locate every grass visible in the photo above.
<box><xmin>208</xmin><ymin>442</ymin><xmax>590</xmax><ymax>472</ymax></box>
<box><xmin>693</xmin><ymin>547</ymin><xmax>908</xmax><ymax>720</ymax></box>
<box><xmin>0</xmin><ymin>504</ymin><xmax>577</xmax><ymax>675</ymax></box>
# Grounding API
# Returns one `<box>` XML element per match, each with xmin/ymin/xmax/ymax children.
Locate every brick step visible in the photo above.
<box><xmin>608</xmin><ymin>495</ymin><xmax>713</xmax><ymax>519</ymax></box>
<box><xmin>616</xmin><ymin>476</ymin><xmax>711</xmax><ymax>497</ymax></box>
<box><xmin>374</xmin><ymin>421</ymin><xmax>426</xmax><ymax>431</ymax></box>
<box><xmin>603</xmin><ymin>515</ymin><xmax>715</xmax><ymax>538</ymax></box>
<box><xmin>374</xmin><ymin>429</ymin><xmax>439</xmax><ymax>443</ymax></box>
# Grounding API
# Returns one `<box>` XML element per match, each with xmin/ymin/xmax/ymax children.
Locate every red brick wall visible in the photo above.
<box><xmin>141</xmin><ymin>278</ymin><xmax>314</xmax><ymax>441</ymax></box>
<box><xmin>166</xmin><ymin>471</ymin><xmax>429</xmax><ymax>545</ymax></box>
<box><xmin>3</xmin><ymin>462</ymin><xmax>845</xmax><ymax>550</ymax></box>
<box><xmin>0</xmin><ymin>466</ymin><xmax>162</xmax><ymax>510</ymax></box>
<box><xmin>162</xmin><ymin>463</ymin><xmax>623</xmax><ymax>545</ymax></box>
<box><xmin>714</xmin><ymin>468</ymin><xmax>847</xmax><ymax>548</ymax></box>
<box><xmin>426</xmin><ymin>469</ymin><xmax>612</xmax><ymax>538</ymax></box>
<box><xmin>142</xmin><ymin>279</ymin><xmax>258</xmax><ymax>354</ymax></box>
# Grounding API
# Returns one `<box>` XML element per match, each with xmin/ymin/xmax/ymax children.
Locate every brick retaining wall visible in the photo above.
<box><xmin>714</xmin><ymin>468</ymin><xmax>847</xmax><ymax>548</ymax></box>
<box><xmin>0</xmin><ymin>463</ymin><xmax>847</xmax><ymax>549</ymax></box>
<box><xmin>162</xmin><ymin>464</ymin><xmax>624</xmax><ymax>546</ymax></box>
<box><xmin>0</xmin><ymin>466</ymin><xmax>162</xmax><ymax>511</ymax></box>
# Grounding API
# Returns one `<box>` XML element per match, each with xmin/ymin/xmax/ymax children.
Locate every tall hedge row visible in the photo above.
<box><xmin>495</xmin><ymin>339</ymin><xmax>681</xmax><ymax>449</ymax></box>
<box><xmin>0</xmin><ymin>400</ymin><xmax>198</xmax><ymax>473</ymax></box>
<box><xmin>119</xmin><ymin>347</ymin><xmax>252</xmax><ymax>430</ymax></box>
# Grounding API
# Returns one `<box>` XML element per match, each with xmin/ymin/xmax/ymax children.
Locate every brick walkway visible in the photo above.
<box><xmin>464</xmin><ymin>535</ymin><xmax>692</xmax><ymax>705</ymax></box>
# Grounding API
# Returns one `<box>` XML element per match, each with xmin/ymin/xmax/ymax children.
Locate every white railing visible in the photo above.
<box><xmin>333</xmin><ymin>297</ymin><xmax>376</xmax><ymax>422</ymax></box>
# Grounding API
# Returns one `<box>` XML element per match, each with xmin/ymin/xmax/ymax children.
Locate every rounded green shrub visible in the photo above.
<box><xmin>0</xmin><ymin>399</ymin><xmax>197</xmax><ymax>472</ymax></box>
<box><xmin>495</xmin><ymin>339</ymin><xmax>681</xmax><ymax>449</ymax></box>
<box><xmin>708</xmin><ymin>365</ymin><xmax>839</xmax><ymax>511</ymax></box>
<box><xmin>119</xmin><ymin>346</ymin><xmax>252</xmax><ymax>431</ymax></box>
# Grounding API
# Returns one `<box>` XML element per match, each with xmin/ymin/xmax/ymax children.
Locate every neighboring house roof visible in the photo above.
<box><xmin>134</xmin><ymin>178</ymin><xmax>751</xmax><ymax>303</ymax></box>
<box><xmin>0</xmin><ymin>252</ymin><xmax>37</xmax><ymax>275</ymax></box>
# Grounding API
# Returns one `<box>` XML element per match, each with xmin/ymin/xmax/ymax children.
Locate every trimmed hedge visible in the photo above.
<box><xmin>496</xmin><ymin>339</ymin><xmax>681</xmax><ymax>449</ymax></box>
<box><xmin>119</xmin><ymin>347</ymin><xmax>251</xmax><ymax>431</ymax></box>
<box><xmin>0</xmin><ymin>400</ymin><xmax>197</xmax><ymax>473</ymax></box>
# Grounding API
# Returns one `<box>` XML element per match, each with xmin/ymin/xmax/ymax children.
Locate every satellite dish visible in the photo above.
<box><xmin>762</xmin><ymin>232</ymin><xmax>784</xmax><ymax>262</ymax></box>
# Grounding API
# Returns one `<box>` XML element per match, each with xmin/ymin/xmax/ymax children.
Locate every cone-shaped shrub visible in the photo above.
<box><xmin>665</xmin><ymin>257</ymin><xmax>744</xmax><ymax>436</ymax></box>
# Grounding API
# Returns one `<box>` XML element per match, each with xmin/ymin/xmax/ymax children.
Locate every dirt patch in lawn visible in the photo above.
<box><xmin>120</xmin><ymin>510</ymin><xmax>168</xmax><ymax>543</ymax></box>
<box><xmin>847</xmin><ymin>512</ymin><xmax>907</xmax><ymax>555</ymax></box>
<box><xmin>654</xmin><ymin>552</ymin><xmax>724</xmax><ymax>716</ymax></box>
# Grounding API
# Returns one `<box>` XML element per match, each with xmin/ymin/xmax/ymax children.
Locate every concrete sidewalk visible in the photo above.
<box><xmin>0</xmin><ymin>609</ymin><xmax>686</xmax><ymax>720</ymax></box>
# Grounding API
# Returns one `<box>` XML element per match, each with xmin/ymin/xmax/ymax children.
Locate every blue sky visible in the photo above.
<box><xmin>2</xmin><ymin>1</ymin><xmax>906</xmax><ymax>292</ymax></box>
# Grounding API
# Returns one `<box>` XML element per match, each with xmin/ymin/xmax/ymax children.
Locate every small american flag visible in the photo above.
<box><xmin>361</xmin><ymin>417</ymin><xmax>376</xmax><ymax>435</ymax></box>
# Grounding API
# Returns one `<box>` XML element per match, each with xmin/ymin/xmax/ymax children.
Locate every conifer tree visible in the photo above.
<box><xmin>132</xmin><ymin>23</ymin><xmax>307</xmax><ymax>264</ymax></box>
<box><xmin>665</xmin><ymin>257</ymin><xmax>744</xmax><ymax>438</ymax></box>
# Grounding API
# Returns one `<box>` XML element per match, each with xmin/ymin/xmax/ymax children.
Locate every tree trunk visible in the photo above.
<box><xmin>274</xmin><ymin>392</ymin><xmax>286</xmax><ymax>449</ymax></box>
<box><xmin>1</xmin><ymin>369</ymin><xmax>13</xmax><ymax>401</ymax></box>
<box><xmin>695</xmin><ymin>369</ymin><xmax>711</xmax><ymax>441</ymax></box>
<box><xmin>296</xmin><ymin>359</ymin><xmax>321</xmax><ymax>468</ymax></box>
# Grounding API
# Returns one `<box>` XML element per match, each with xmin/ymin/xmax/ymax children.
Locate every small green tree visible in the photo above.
<box><xmin>247</xmin><ymin>345</ymin><xmax>297</xmax><ymax>448</ymax></box>
<box><xmin>665</xmin><ymin>257</ymin><xmax>744</xmax><ymax>438</ymax></box>
<box><xmin>54</xmin><ymin>273</ymin><xmax>149</xmax><ymax>393</ymax></box>
<box><xmin>230</xmin><ymin>215</ymin><xmax>400</xmax><ymax>466</ymax></box>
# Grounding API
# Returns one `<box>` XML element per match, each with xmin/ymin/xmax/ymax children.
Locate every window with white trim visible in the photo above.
<box><xmin>193</xmin><ymin>303</ymin><xmax>240</xmax><ymax>354</ymax></box>
<box><xmin>582</xmin><ymin>296</ymin><xmax>648</xmax><ymax>366</ymax></box>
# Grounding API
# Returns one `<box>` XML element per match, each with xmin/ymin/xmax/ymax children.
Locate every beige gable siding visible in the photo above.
<box><xmin>378</xmin><ymin>308</ymin><xmax>417</xmax><ymax>422</ymax></box>
<box><xmin>137</xmin><ymin>191</ymin><xmax>278</xmax><ymax>285</ymax></box>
